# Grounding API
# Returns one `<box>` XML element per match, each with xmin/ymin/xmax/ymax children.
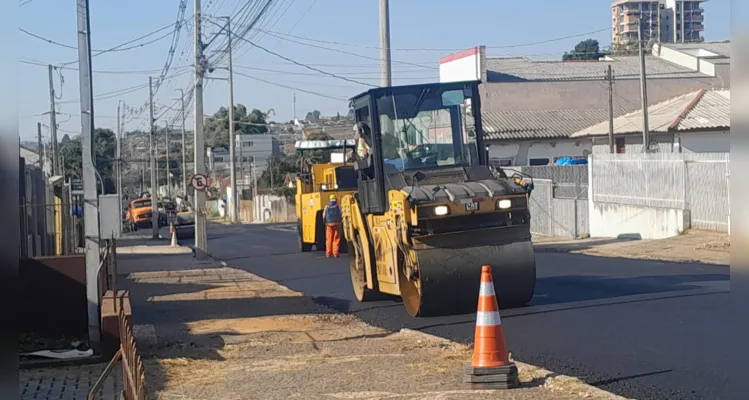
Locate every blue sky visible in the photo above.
<box><xmin>18</xmin><ymin>0</ymin><xmax>730</xmax><ymax>142</ymax></box>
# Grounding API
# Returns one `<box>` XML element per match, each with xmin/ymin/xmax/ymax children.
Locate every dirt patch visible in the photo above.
<box><xmin>536</xmin><ymin>230</ymin><xmax>729</xmax><ymax>265</ymax></box>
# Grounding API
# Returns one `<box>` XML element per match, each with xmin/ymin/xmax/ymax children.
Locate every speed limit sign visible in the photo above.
<box><xmin>189</xmin><ymin>173</ymin><xmax>208</xmax><ymax>191</ymax></box>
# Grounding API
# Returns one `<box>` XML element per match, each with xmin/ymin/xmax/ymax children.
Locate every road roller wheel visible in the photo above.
<box><xmin>348</xmin><ymin>233</ymin><xmax>384</xmax><ymax>302</ymax></box>
<box><xmin>297</xmin><ymin>220</ymin><xmax>312</xmax><ymax>252</ymax></box>
<box><xmin>397</xmin><ymin>251</ymin><xmax>423</xmax><ymax>317</ymax></box>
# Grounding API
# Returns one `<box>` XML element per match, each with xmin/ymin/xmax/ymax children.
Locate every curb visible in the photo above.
<box><xmin>398</xmin><ymin>328</ymin><xmax>631</xmax><ymax>400</ymax></box>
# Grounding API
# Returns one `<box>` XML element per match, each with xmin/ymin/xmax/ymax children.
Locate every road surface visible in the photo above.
<box><xmin>188</xmin><ymin>222</ymin><xmax>732</xmax><ymax>400</ymax></box>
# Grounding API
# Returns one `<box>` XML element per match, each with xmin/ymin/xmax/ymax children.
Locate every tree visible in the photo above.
<box><xmin>204</xmin><ymin>104</ymin><xmax>270</xmax><ymax>148</ymax></box>
<box><xmin>58</xmin><ymin>128</ymin><xmax>117</xmax><ymax>194</ymax></box>
<box><xmin>563</xmin><ymin>39</ymin><xmax>603</xmax><ymax>61</ymax></box>
<box><xmin>305</xmin><ymin>110</ymin><xmax>321</xmax><ymax>122</ymax></box>
<box><xmin>258</xmin><ymin>132</ymin><xmax>334</xmax><ymax>190</ymax></box>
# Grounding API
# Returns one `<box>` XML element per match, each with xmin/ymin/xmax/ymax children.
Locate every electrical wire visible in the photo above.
<box><xmin>19</xmin><ymin>59</ymin><xmax>192</xmax><ymax>75</ymax></box>
<box><xmin>234</xmin><ymin>70</ymin><xmax>348</xmax><ymax>100</ymax></box>
<box><xmin>257</xmin><ymin>27</ymin><xmax>612</xmax><ymax>52</ymax></box>
<box><xmin>57</xmin><ymin>21</ymin><xmax>184</xmax><ymax>67</ymax></box>
<box><xmin>203</xmin><ymin>17</ymin><xmax>375</xmax><ymax>87</ymax></box>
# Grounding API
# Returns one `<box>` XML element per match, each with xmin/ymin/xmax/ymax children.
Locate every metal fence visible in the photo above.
<box><xmin>529</xmin><ymin>179</ymin><xmax>589</xmax><ymax>238</ymax></box>
<box><xmin>590</xmin><ymin>152</ymin><xmax>729</xmax><ymax>232</ymax></box>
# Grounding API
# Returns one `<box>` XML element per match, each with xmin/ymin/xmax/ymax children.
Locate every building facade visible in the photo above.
<box><xmin>611</xmin><ymin>0</ymin><xmax>705</xmax><ymax>49</ymax></box>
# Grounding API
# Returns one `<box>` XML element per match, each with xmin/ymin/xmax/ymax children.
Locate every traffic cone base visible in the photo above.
<box><xmin>464</xmin><ymin>265</ymin><xmax>520</xmax><ymax>390</ymax></box>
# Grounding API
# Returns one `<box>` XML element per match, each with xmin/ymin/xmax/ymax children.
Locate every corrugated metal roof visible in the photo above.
<box><xmin>570</xmin><ymin>89</ymin><xmax>730</xmax><ymax>138</ymax></box>
<box><xmin>482</xmin><ymin>109</ymin><xmax>635</xmax><ymax>141</ymax></box>
<box><xmin>677</xmin><ymin>90</ymin><xmax>730</xmax><ymax>131</ymax></box>
<box><xmin>485</xmin><ymin>55</ymin><xmax>707</xmax><ymax>82</ymax></box>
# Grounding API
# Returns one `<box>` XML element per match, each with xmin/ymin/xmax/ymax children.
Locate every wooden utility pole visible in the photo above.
<box><xmin>606</xmin><ymin>65</ymin><xmax>615</xmax><ymax>153</ymax></box>
<box><xmin>48</xmin><ymin>65</ymin><xmax>60</xmax><ymax>175</ymax></box>
<box><xmin>638</xmin><ymin>20</ymin><xmax>650</xmax><ymax>152</ymax></box>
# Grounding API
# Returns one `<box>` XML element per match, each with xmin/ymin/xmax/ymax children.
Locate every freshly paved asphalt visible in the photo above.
<box><xmin>184</xmin><ymin>222</ymin><xmax>732</xmax><ymax>400</ymax></box>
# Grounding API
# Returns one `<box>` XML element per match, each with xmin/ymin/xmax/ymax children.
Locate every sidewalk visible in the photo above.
<box><xmin>533</xmin><ymin>229</ymin><xmax>729</xmax><ymax>265</ymax></box>
<box><xmin>115</xmin><ymin>243</ymin><xmax>626</xmax><ymax>400</ymax></box>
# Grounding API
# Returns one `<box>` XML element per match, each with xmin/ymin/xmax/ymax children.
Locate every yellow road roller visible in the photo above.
<box><xmin>340</xmin><ymin>80</ymin><xmax>536</xmax><ymax>317</ymax></box>
<box><xmin>295</xmin><ymin>139</ymin><xmax>359</xmax><ymax>253</ymax></box>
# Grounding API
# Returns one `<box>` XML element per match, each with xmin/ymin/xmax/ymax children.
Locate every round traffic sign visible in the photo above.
<box><xmin>190</xmin><ymin>173</ymin><xmax>208</xmax><ymax>191</ymax></box>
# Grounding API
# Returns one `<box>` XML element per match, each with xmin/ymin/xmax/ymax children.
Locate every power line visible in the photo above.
<box><xmin>203</xmin><ymin>17</ymin><xmax>375</xmax><ymax>87</ymax></box>
<box><xmin>257</xmin><ymin>29</ymin><xmax>437</xmax><ymax>70</ymax></box>
<box><xmin>233</xmin><ymin>70</ymin><xmax>348</xmax><ymax>100</ymax></box>
<box><xmin>19</xmin><ymin>27</ymin><xmax>176</xmax><ymax>53</ymax></box>
<box><xmin>20</xmin><ymin>59</ymin><xmax>192</xmax><ymax>75</ymax></box>
<box><xmin>57</xmin><ymin>69</ymin><xmax>191</xmax><ymax>104</ymax></box>
<box><xmin>233</xmin><ymin>64</ymin><xmax>434</xmax><ymax>80</ymax></box>
<box><xmin>256</xmin><ymin>27</ymin><xmax>612</xmax><ymax>52</ymax></box>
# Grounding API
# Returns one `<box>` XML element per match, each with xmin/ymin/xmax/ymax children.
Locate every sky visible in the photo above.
<box><xmin>17</xmin><ymin>0</ymin><xmax>730</xmax><ymax>142</ymax></box>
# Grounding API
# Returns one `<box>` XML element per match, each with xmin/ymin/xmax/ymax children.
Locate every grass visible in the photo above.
<box><xmin>19</xmin><ymin>332</ymin><xmax>81</xmax><ymax>354</ymax></box>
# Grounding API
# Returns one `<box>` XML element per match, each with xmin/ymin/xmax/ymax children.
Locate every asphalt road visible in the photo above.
<box><xmin>190</xmin><ymin>222</ymin><xmax>732</xmax><ymax>400</ymax></box>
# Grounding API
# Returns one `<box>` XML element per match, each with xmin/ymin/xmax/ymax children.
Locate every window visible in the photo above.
<box><xmin>615</xmin><ymin>137</ymin><xmax>626</xmax><ymax>154</ymax></box>
<box><xmin>242</xmin><ymin>141</ymin><xmax>254</xmax><ymax>148</ymax></box>
<box><xmin>376</xmin><ymin>87</ymin><xmax>479</xmax><ymax>171</ymax></box>
<box><xmin>489</xmin><ymin>158</ymin><xmax>514</xmax><ymax>167</ymax></box>
<box><xmin>529</xmin><ymin>158</ymin><xmax>550</xmax><ymax>166</ymax></box>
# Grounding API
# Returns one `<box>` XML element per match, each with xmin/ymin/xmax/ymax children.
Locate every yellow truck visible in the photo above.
<box><xmin>295</xmin><ymin>139</ymin><xmax>359</xmax><ymax>253</ymax></box>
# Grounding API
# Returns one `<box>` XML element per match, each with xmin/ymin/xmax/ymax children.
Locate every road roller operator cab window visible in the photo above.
<box><xmin>349</xmin><ymin>81</ymin><xmax>485</xmax><ymax>215</ymax></box>
<box><xmin>376</xmin><ymin>87</ymin><xmax>480</xmax><ymax>172</ymax></box>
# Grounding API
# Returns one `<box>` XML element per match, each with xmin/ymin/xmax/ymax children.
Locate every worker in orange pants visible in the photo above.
<box><xmin>322</xmin><ymin>194</ymin><xmax>342</xmax><ymax>257</ymax></box>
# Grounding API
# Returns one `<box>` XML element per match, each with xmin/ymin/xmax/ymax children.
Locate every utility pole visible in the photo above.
<box><xmin>379</xmin><ymin>0</ymin><xmax>392</xmax><ymax>87</ymax></box>
<box><xmin>293</xmin><ymin>92</ymin><xmax>296</xmax><ymax>122</ymax></box>
<box><xmin>36</xmin><ymin>122</ymin><xmax>44</xmax><ymax>172</ymax></box>
<box><xmin>176</xmin><ymin>89</ymin><xmax>187</xmax><ymax>198</ymax></box>
<box><xmin>194</xmin><ymin>0</ymin><xmax>208</xmax><ymax>259</ymax></box>
<box><xmin>165</xmin><ymin>121</ymin><xmax>172</xmax><ymax>198</ymax></box>
<box><xmin>606</xmin><ymin>65</ymin><xmax>615</xmax><ymax>154</ymax></box>
<box><xmin>149</xmin><ymin>77</ymin><xmax>158</xmax><ymax>239</ymax></box>
<box><xmin>222</xmin><ymin>16</ymin><xmax>239</xmax><ymax>224</ymax></box>
<box><xmin>116</xmin><ymin>101</ymin><xmax>123</xmax><ymax>234</ymax></box>
<box><xmin>75</xmin><ymin>0</ymin><xmax>101</xmax><ymax>349</ymax></box>
<box><xmin>48</xmin><ymin>65</ymin><xmax>60</xmax><ymax>175</ymax></box>
<box><xmin>638</xmin><ymin>20</ymin><xmax>650</xmax><ymax>153</ymax></box>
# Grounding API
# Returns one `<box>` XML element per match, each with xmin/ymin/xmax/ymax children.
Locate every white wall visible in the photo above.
<box><xmin>488</xmin><ymin>139</ymin><xmax>592</xmax><ymax>166</ymax></box>
<box><xmin>588</xmin><ymin>202</ymin><xmax>690</xmax><ymax>239</ymax></box>
<box><xmin>438</xmin><ymin>47</ymin><xmax>485</xmax><ymax>83</ymax></box>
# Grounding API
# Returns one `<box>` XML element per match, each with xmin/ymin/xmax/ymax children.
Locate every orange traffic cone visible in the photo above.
<box><xmin>463</xmin><ymin>264</ymin><xmax>520</xmax><ymax>389</ymax></box>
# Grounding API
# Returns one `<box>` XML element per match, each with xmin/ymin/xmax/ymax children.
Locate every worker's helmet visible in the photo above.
<box><xmin>329</xmin><ymin>194</ymin><xmax>337</xmax><ymax>201</ymax></box>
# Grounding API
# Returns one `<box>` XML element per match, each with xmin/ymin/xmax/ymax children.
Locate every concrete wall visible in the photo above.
<box><xmin>590</xmin><ymin>131</ymin><xmax>730</xmax><ymax>154</ymax></box>
<box><xmin>253</xmin><ymin>195</ymin><xmax>296</xmax><ymax>223</ymax></box>
<box><xmin>588</xmin><ymin>202</ymin><xmax>690</xmax><ymax>239</ymax></box>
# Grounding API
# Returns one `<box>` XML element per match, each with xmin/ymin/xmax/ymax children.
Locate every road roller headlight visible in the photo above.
<box><xmin>334</xmin><ymin>184</ymin><xmax>339</xmax><ymax>189</ymax></box>
<box><xmin>497</xmin><ymin>199</ymin><xmax>511</xmax><ymax>209</ymax></box>
<box><xmin>434</xmin><ymin>205</ymin><xmax>449</xmax><ymax>216</ymax></box>
<box><xmin>321</xmin><ymin>184</ymin><xmax>328</xmax><ymax>190</ymax></box>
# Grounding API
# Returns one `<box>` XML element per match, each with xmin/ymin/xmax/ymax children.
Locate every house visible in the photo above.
<box><xmin>438</xmin><ymin>42</ymin><xmax>729</xmax><ymax>165</ymax></box>
<box><xmin>571</xmin><ymin>88</ymin><xmax>729</xmax><ymax>153</ymax></box>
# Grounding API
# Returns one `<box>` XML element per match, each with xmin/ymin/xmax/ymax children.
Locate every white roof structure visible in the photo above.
<box><xmin>571</xmin><ymin>89</ymin><xmax>730</xmax><ymax>138</ymax></box>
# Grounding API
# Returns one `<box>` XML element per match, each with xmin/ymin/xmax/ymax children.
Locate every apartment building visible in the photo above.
<box><xmin>612</xmin><ymin>0</ymin><xmax>705</xmax><ymax>49</ymax></box>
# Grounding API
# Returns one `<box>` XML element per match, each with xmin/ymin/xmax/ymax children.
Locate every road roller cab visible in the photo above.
<box><xmin>294</xmin><ymin>139</ymin><xmax>359</xmax><ymax>252</ymax></box>
<box><xmin>340</xmin><ymin>80</ymin><xmax>537</xmax><ymax>317</ymax></box>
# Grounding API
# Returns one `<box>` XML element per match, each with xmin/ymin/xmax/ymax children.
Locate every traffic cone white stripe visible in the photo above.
<box><xmin>479</xmin><ymin>281</ymin><xmax>495</xmax><ymax>296</ymax></box>
<box><xmin>476</xmin><ymin>310</ymin><xmax>502</xmax><ymax>327</ymax></box>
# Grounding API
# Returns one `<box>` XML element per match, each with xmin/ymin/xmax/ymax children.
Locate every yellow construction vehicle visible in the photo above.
<box><xmin>295</xmin><ymin>139</ymin><xmax>359</xmax><ymax>252</ymax></box>
<box><xmin>341</xmin><ymin>80</ymin><xmax>536</xmax><ymax>317</ymax></box>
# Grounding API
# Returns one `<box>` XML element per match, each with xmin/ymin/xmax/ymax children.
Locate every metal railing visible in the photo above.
<box><xmin>87</xmin><ymin>306</ymin><xmax>148</xmax><ymax>400</ymax></box>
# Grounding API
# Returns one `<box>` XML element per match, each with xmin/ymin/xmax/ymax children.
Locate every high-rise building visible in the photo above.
<box><xmin>611</xmin><ymin>0</ymin><xmax>705</xmax><ymax>49</ymax></box>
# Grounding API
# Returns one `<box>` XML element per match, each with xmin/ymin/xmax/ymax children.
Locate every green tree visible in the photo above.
<box><xmin>562</xmin><ymin>39</ymin><xmax>603</xmax><ymax>61</ymax></box>
<box><xmin>58</xmin><ymin>128</ymin><xmax>117</xmax><ymax>194</ymax></box>
<box><xmin>204</xmin><ymin>104</ymin><xmax>270</xmax><ymax>148</ymax></box>
<box><xmin>258</xmin><ymin>132</ymin><xmax>335</xmax><ymax>190</ymax></box>
<box><xmin>305</xmin><ymin>110</ymin><xmax>321</xmax><ymax>122</ymax></box>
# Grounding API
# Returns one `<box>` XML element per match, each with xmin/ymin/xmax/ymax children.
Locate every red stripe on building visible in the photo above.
<box><xmin>439</xmin><ymin>47</ymin><xmax>479</xmax><ymax>64</ymax></box>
